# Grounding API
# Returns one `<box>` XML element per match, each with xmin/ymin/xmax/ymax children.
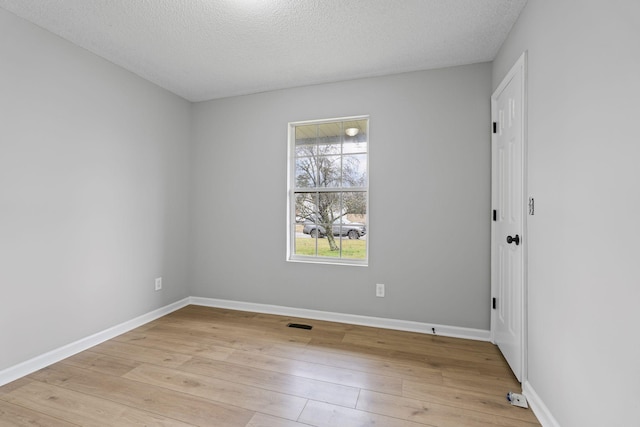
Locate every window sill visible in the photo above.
<box><xmin>287</xmin><ymin>256</ymin><xmax>368</xmax><ymax>267</ymax></box>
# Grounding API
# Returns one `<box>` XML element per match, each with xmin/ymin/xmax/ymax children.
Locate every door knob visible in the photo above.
<box><xmin>506</xmin><ymin>235</ymin><xmax>520</xmax><ymax>245</ymax></box>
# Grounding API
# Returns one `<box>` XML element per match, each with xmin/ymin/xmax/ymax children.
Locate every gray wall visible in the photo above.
<box><xmin>493</xmin><ymin>1</ymin><xmax>640</xmax><ymax>426</ymax></box>
<box><xmin>0</xmin><ymin>9</ymin><xmax>191</xmax><ymax>371</ymax></box>
<box><xmin>190</xmin><ymin>63</ymin><xmax>492</xmax><ymax>330</ymax></box>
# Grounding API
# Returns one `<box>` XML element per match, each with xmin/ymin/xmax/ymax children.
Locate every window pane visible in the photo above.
<box><xmin>295</xmin><ymin>192</ymin><xmax>318</xmax><ymax>223</ymax></box>
<box><xmin>294</xmin><ymin>232</ymin><xmax>318</xmax><ymax>256</ymax></box>
<box><xmin>342</xmin><ymin>154</ymin><xmax>367</xmax><ymax>187</ymax></box>
<box><xmin>316</xmin><ymin>155</ymin><xmax>342</xmax><ymax>188</ymax></box>
<box><xmin>295</xmin><ymin>124</ymin><xmax>317</xmax><ymax>140</ymax></box>
<box><xmin>295</xmin><ymin>124</ymin><xmax>317</xmax><ymax>156</ymax></box>
<box><xmin>317</xmin><ymin>192</ymin><xmax>341</xmax><ymax>221</ymax></box>
<box><xmin>336</xmin><ymin>210</ymin><xmax>367</xmax><ymax>260</ymax></box>
<box><xmin>342</xmin><ymin>192</ymin><xmax>367</xmax><ymax>220</ymax></box>
<box><xmin>342</xmin><ymin>119</ymin><xmax>367</xmax><ymax>137</ymax></box>
<box><xmin>294</xmin><ymin>192</ymin><xmax>318</xmax><ymax>257</ymax></box>
<box><xmin>317</xmin><ymin>122</ymin><xmax>342</xmax><ymax>138</ymax></box>
<box><xmin>295</xmin><ymin>141</ymin><xmax>315</xmax><ymax>158</ymax></box>
<box><xmin>343</xmin><ymin>139</ymin><xmax>367</xmax><ymax>154</ymax></box>
<box><xmin>337</xmin><ymin>236</ymin><xmax>366</xmax><ymax>260</ymax></box>
<box><xmin>295</xmin><ymin>157</ymin><xmax>317</xmax><ymax>188</ymax></box>
<box><xmin>317</xmin><ymin>140</ymin><xmax>341</xmax><ymax>156</ymax></box>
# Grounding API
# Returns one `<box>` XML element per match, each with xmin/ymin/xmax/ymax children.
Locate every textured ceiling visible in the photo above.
<box><xmin>0</xmin><ymin>0</ymin><xmax>527</xmax><ymax>102</ymax></box>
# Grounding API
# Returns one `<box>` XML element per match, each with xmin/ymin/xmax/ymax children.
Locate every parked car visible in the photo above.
<box><xmin>302</xmin><ymin>218</ymin><xmax>366</xmax><ymax>239</ymax></box>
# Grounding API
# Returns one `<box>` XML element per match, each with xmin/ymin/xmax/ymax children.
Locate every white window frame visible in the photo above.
<box><xmin>287</xmin><ymin>115</ymin><xmax>369</xmax><ymax>266</ymax></box>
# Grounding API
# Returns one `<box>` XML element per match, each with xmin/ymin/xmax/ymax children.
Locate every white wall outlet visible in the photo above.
<box><xmin>376</xmin><ymin>283</ymin><xmax>385</xmax><ymax>297</ymax></box>
<box><xmin>155</xmin><ymin>277</ymin><xmax>162</xmax><ymax>291</ymax></box>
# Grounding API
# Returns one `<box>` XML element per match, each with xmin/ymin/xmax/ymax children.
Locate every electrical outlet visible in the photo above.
<box><xmin>376</xmin><ymin>283</ymin><xmax>385</xmax><ymax>297</ymax></box>
<box><xmin>155</xmin><ymin>277</ymin><xmax>162</xmax><ymax>291</ymax></box>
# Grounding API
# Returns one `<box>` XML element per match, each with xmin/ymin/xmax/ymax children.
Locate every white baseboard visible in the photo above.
<box><xmin>189</xmin><ymin>297</ymin><xmax>491</xmax><ymax>342</ymax></box>
<box><xmin>0</xmin><ymin>296</ymin><xmax>490</xmax><ymax>388</ymax></box>
<box><xmin>523</xmin><ymin>380</ymin><xmax>561</xmax><ymax>427</ymax></box>
<box><xmin>0</xmin><ymin>297</ymin><xmax>190</xmax><ymax>387</ymax></box>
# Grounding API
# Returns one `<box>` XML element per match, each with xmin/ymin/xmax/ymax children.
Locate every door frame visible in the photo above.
<box><xmin>490</xmin><ymin>51</ymin><xmax>528</xmax><ymax>384</ymax></box>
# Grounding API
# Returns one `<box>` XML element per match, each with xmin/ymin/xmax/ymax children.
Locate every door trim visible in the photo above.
<box><xmin>490</xmin><ymin>51</ymin><xmax>528</xmax><ymax>384</ymax></box>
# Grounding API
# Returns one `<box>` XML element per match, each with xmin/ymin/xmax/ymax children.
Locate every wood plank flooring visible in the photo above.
<box><xmin>0</xmin><ymin>305</ymin><xmax>540</xmax><ymax>426</ymax></box>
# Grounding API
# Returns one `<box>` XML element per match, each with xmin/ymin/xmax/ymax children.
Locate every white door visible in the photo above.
<box><xmin>491</xmin><ymin>53</ymin><xmax>526</xmax><ymax>382</ymax></box>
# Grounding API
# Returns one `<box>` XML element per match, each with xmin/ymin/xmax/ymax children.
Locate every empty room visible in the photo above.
<box><xmin>0</xmin><ymin>1</ymin><xmax>638</xmax><ymax>426</ymax></box>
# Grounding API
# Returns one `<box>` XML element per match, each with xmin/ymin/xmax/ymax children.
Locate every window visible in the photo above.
<box><xmin>287</xmin><ymin>116</ymin><xmax>369</xmax><ymax>265</ymax></box>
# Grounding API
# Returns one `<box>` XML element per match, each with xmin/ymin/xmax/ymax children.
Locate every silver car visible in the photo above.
<box><xmin>302</xmin><ymin>218</ymin><xmax>366</xmax><ymax>240</ymax></box>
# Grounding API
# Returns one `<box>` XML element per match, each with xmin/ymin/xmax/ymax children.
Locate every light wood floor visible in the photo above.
<box><xmin>0</xmin><ymin>305</ymin><xmax>540</xmax><ymax>426</ymax></box>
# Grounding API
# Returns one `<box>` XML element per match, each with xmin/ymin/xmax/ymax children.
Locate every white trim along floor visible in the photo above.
<box><xmin>0</xmin><ymin>297</ymin><xmax>552</xmax><ymax>425</ymax></box>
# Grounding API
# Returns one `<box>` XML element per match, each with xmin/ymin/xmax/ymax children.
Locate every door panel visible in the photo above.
<box><xmin>492</xmin><ymin>54</ymin><xmax>526</xmax><ymax>382</ymax></box>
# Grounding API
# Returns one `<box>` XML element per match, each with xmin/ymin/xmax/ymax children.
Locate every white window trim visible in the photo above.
<box><xmin>286</xmin><ymin>115</ymin><xmax>369</xmax><ymax>267</ymax></box>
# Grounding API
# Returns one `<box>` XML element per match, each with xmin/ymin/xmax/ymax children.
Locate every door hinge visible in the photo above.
<box><xmin>492</xmin><ymin>298</ymin><xmax>497</xmax><ymax>310</ymax></box>
<box><xmin>492</xmin><ymin>209</ymin><xmax>497</xmax><ymax>221</ymax></box>
<box><xmin>492</xmin><ymin>122</ymin><xmax>497</xmax><ymax>134</ymax></box>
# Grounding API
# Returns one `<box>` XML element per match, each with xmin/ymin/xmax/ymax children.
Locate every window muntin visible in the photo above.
<box><xmin>288</xmin><ymin>117</ymin><xmax>369</xmax><ymax>265</ymax></box>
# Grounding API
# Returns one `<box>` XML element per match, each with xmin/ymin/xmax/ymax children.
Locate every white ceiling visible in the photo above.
<box><xmin>0</xmin><ymin>0</ymin><xmax>527</xmax><ymax>102</ymax></box>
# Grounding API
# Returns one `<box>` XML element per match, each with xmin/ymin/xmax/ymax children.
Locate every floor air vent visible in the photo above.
<box><xmin>287</xmin><ymin>323</ymin><xmax>312</xmax><ymax>330</ymax></box>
